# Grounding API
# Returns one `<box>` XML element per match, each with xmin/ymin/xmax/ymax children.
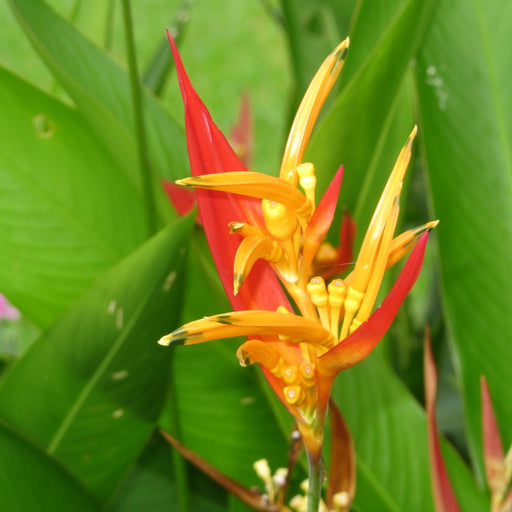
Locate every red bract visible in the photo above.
<box><xmin>166</xmin><ymin>33</ymin><xmax>289</xmax><ymax>315</ymax></box>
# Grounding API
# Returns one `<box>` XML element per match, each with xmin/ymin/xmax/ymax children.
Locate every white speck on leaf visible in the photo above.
<box><xmin>240</xmin><ymin>396</ymin><xmax>255</xmax><ymax>406</ymax></box>
<box><xmin>107</xmin><ymin>300</ymin><xmax>116</xmax><ymax>314</ymax></box>
<box><xmin>116</xmin><ymin>307</ymin><xmax>124</xmax><ymax>330</ymax></box>
<box><xmin>112</xmin><ymin>409</ymin><xmax>124</xmax><ymax>419</ymax></box>
<box><xmin>426</xmin><ymin>65</ymin><xmax>448</xmax><ymax>111</ymax></box>
<box><xmin>111</xmin><ymin>370</ymin><xmax>129</xmax><ymax>381</ymax></box>
<box><xmin>163</xmin><ymin>271</ymin><xmax>177</xmax><ymax>291</ymax></box>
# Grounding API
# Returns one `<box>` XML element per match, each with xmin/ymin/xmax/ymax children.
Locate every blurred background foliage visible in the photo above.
<box><xmin>0</xmin><ymin>0</ymin><xmax>510</xmax><ymax>511</ymax></box>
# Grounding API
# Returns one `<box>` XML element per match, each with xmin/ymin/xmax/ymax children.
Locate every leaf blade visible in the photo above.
<box><xmin>0</xmin><ymin>216</ymin><xmax>193</xmax><ymax>501</ymax></box>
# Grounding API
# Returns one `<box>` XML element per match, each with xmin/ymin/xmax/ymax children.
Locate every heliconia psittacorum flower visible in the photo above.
<box><xmin>160</xmin><ymin>33</ymin><xmax>437</xmax><ymax>463</ymax></box>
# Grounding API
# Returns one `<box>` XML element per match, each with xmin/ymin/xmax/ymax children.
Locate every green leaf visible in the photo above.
<box><xmin>0</xmin><ymin>215</ymin><xmax>193</xmax><ymax>502</ymax></box>
<box><xmin>416</xmin><ymin>0</ymin><xmax>512</xmax><ymax>482</ymax></box>
<box><xmin>7</xmin><ymin>0</ymin><xmax>189</xmax><ymax>187</ymax></box>
<box><xmin>0</xmin><ymin>419</ymin><xmax>99</xmax><ymax>512</ymax></box>
<box><xmin>0</xmin><ymin>65</ymin><xmax>146</xmax><ymax>329</ymax></box>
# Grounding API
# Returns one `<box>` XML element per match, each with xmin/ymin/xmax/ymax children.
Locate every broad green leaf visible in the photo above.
<box><xmin>416</xmin><ymin>0</ymin><xmax>512</xmax><ymax>481</ymax></box>
<box><xmin>0</xmin><ymin>65</ymin><xmax>146</xmax><ymax>329</ymax></box>
<box><xmin>8</xmin><ymin>0</ymin><xmax>189</xmax><ymax>187</ymax></box>
<box><xmin>307</xmin><ymin>0</ymin><xmax>437</xmax><ymax>231</ymax></box>
<box><xmin>0</xmin><ymin>216</ymin><xmax>193</xmax><ymax>501</ymax></box>
<box><xmin>0</xmin><ymin>419</ymin><xmax>99</xmax><ymax>512</ymax></box>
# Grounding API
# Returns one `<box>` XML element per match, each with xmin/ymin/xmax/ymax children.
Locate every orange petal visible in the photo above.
<box><xmin>233</xmin><ymin>235</ymin><xmax>282</xmax><ymax>295</ymax></box>
<box><xmin>302</xmin><ymin>167</ymin><xmax>344</xmax><ymax>276</ymax></box>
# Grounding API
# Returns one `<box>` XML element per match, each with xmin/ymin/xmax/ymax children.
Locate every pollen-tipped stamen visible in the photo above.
<box><xmin>307</xmin><ymin>276</ymin><xmax>330</xmax><ymax>330</ymax></box>
<box><xmin>328</xmin><ymin>279</ymin><xmax>346</xmax><ymax>341</ymax></box>
<box><xmin>297</xmin><ymin>162</ymin><xmax>317</xmax><ymax>211</ymax></box>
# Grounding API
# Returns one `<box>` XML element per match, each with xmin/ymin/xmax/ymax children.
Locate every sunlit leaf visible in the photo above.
<box><xmin>8</xmin><ymin>0</ymin><xmax>189</xmax><ymax>193</ymax></box>
<box><xmin>0</xmin><ymin>65</ymin><xmax>146</xmax><ymax>328</ymax></box>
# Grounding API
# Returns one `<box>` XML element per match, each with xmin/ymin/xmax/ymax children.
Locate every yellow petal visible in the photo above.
<box><xmin>339</xmin><ymin>126</ymin><xmax>416</xmax><ymax>339</ymax></box>
<box><xmin>233</xmin><ymin>235</ymin><xmax>282</xmax><ymax>295</ymax></box>
<box><xmin>212</xmin><ymin>310</ymin><xmax>333</xmax><ymax>346</ymax></box>
<box><xmin>177</xmin><ymin>171</ymin><xmax>308</xmax><ymax>212</ymax></box>
<box><xmin>158</xmin><ymin>309</ymin><xmax>333</xmax><ymax>347</ymax></box>
<box><xmin>348</xmin><ymin>126</ymin><xmax>417</xmax><ymax>295</ymax></box>
<box><xmin>386</xmin><ymin>220</ymin><xmax>439</xmax><ymax>268</ymax></box>
<box><xmin>280</xmin><ymin>38</ymin><xmax>350</xmax><ymax>179</ymax></box>
<box><xmin>236</xmin><ymin>339</ymin><xmax>280</xmax><ymax>368</ymax></box>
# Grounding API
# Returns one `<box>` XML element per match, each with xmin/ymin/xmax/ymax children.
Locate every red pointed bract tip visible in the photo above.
<box><xmin>167</xmin><ymin>31</ymin><xmax>290</xmax><ymax>313</ymax></box>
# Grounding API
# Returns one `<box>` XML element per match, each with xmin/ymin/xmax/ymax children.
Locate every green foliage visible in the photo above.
<box><xmin>0</xmin><ymin>0</ymin><xmax>509</xmax><ymax>510</ymax></box>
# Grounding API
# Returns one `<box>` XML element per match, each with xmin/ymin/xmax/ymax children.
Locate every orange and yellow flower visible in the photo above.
<box><xmin>160</xmin><ymin>34</ymin><xmax>437</xmax><ymax>458</ymax></box>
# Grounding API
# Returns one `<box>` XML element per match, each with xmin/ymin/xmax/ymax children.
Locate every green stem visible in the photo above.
<box><xmin>121</xmin><ymin>0</ymin><xmax>157</xmax><ymax>235</ymax></box>
<box><xmin>307</xmin><ymin>450</ymin><xmax>323</xmax><ymax>512</ymax></box>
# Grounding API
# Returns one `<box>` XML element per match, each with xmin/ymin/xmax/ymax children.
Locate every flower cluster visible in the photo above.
<box><xmin>159</xmin><ymin>35</ymin><xmax>437</xmax><ymax>458</ymax></box>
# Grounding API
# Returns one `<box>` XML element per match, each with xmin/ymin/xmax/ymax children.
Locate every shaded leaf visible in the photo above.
<box><xmin>332</xmin><ymin>350</ymin><xmax>487</xmax><ymax>511</ymax></box>
<box><xmin>160</xmin><ymin>429</ymin><xmax>277</xmax><ymax>512</ymax></box>
<box><xmin>0</xmin><ymin>216</ymin><xmax>193</xmax><ymax>501</ymax></box>
<box><xmin>0</xmin><ymin>419</ymin><xmax>99</xmax><ymax>512</ymax></box>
